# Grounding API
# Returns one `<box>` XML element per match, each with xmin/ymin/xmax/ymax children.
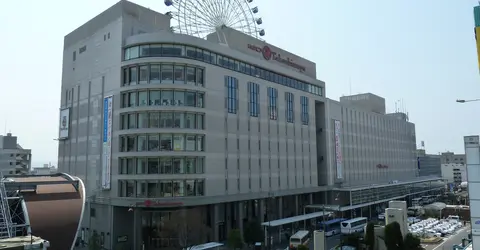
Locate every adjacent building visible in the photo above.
<box><xmin>441</xmin><ymin>152</ymin><xmax>467</xmax><ymax>183</ymax></box>
<box><xmin>0</xmin><ymin>133</ymin><xmax>31</xmax><ymax>175</ymax></box>
<box><xmin>31</xmin><ymin>164</ymin><xmax>57</xmax><ymax>175</ymax></box>
<box><xmin>57</xmin><ymin>1</ymin><xmax>443</xmax><ymax>249</ymax></box>
<box><xmin>416</xmin><ymin>149</ymin><xmax>441</xmax><ymax>178</ymax></box>
<box><xmin>464</xmin><ymin>136</ymin><xmax>480</xmax><ymax>248</ymax></box>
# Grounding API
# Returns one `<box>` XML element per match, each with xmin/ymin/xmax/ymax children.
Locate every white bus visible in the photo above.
<box><xmin>289</xmin><ymin>230</ymin><xmax>310</xmax><ymax>249</ymax></box>
<box><xmin>340</xmin><ymin>217</ymin><xmax>368</xmax><ymax>234</ymax></box>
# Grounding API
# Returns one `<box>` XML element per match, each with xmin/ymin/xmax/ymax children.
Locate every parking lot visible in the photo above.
<box><xmin>409</xmin><ymin>217</ymin><xmax>464</xmax><ymax>238</ymax></box>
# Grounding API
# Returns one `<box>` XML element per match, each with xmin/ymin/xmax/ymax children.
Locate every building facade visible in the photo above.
<box><xmin>58</xmin><ymin>1</ymin><xmax>443</xmax><ymax>249</ymax></box>
<box><xmin>0</xmin><ymin>133</ymin><xmax>31</xmax><ymax>175</ymax></box>
<box><xmin>416</xmin><ymin>150</ymin><xmax>441</xmax><ymax>178</ymax></box>
<box><xmin>441</xmin><ymin>163</ymin><xmax>467</xmax><ymax>183</ymax></box>
<box><xmin>464</xmin><ymin>136</ymin><xmax>480</xmax><ymax>248</ymax></box>
<box><xmin>441</xmin><ymin>151</ymin><xmax>466</xmax><ymax>165</ymax></box>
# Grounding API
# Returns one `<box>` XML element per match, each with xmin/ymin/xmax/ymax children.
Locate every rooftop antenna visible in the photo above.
<box><xmin>3</xmin><ymin>121</ymin><xmax>5</xmax><ymax>135</ymax></box>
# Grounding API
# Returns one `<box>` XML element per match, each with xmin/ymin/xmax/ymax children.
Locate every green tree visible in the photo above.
<box><xmin>243</xmin><ymin>220</ymin><xmax>263</xmax><ymax>245</ymax></box>
<box><xmin>384</xmin><ymin>222</ymin><xmax>404</xmax><ymax>250</ymax></box>
<box><xmin>342</xmin><ymin>233</ymin><xmax>362</xmax><ymax>249</ymax></box>
<box><xmin>227</xmin><ymin>229</ymin><xmax>243</xmax><ymax>250</ymax></box>
<box><xmin>403</xmin><ymin>233</ymin><xmax>422</xmax><ymax>250</ymax></box>
<box><xmin>365</xmin><ymin>222</ymin><xmax>376</xmax><ymax>250</ymax></box>
<box><xmin>88</xmin><ymin>231</ymin><xmax>102</xmax><ymax>250</ymax></box>
<box><xmin>297</xmin><ymin>245</ymin><xmax>309</xmax><ymax>250</ymax></box>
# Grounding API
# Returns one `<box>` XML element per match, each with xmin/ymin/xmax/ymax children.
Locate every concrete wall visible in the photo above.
<box><xmin>325</xmin><ymin>99</ymin><xmax>417</xmax><ymax>187</ymax></box>
<box><xmin>442</xmin><ymin>163</ymin><xmax>467</xmax><ymax>183</ymax></box>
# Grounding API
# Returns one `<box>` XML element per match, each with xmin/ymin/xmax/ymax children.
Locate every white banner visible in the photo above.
<box><xmin>58</xmin><ymin>108</ymin><xmax>70</xmax><ymax>139</ymax></box>
<box><xmin>102</xmin><ymin>96</ymin><xmax>113</xmax><ymax>190</ymax></box>
<box><xmin>334</xmin><ymin>120</ymin><xmax>343</xmax><ymax>179</ymax></box>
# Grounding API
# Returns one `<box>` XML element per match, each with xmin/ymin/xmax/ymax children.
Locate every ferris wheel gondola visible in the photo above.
<box><xmin>164</xmin><ymin>0</ymin><xmax>265</xmax><ymax>39</ymax></box>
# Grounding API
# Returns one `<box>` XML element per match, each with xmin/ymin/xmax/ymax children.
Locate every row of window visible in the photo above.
<box><xmin>225</xmin><ymin>77</ymin><xmax>310</xmax><ymax>124</ymax></box>
<box><xmin>121</xmin><ymin>112</ymin><xmax>204</xmax><ymax>130</ymax></box>
<box><xmin>121</xmin><ymin>90</ymin><xmax>204</xmax><ymax>108</ymax></box>
<box><xmin>122</xmin><ymin>64</ymin><xmax>204</xmax><ymax>86</ymax></box>
<box><xmin>119</xmin><ymin>157</ymin><xmax>204</xmax><ymax>175</ymax></box>
<box><xmin>300</xmin><ymin>96</ymin><xmax>309</xmax><ymax>125</ymax></box>
<box><xmin>119</xmin><ymin>134</ymin><xmax>205</xmax><ymax>152</ymax></box>
<box><xmin>118</xmin><ymin>179</ymin><xmax>205</xmax><ymax>197</ymax></box>
<box><xmin>124</xmin><ymin>44</ymin><xmax>323</xmax><ymax>96</ymax></box>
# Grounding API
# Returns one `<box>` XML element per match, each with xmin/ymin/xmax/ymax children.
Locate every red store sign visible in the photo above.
<box><xmin>376</xmin><ymin>164</ymin><xmax>389</xmax><ymax>169</ymax></box>
<box><xmin>247</xmin><ymin>44</ymin><xmax>306</xmax><ymax>72</ymax></box>
<box><xmin>137</xmin><ymin>200</ymin><xmax>184</xmax><ymax>207</ymax></box>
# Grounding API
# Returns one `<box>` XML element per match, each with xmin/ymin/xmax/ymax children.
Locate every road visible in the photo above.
<box><xmin>424</xmin><ymin>226</ymin><xmax>471</xmax><ymax>250</ymax></box>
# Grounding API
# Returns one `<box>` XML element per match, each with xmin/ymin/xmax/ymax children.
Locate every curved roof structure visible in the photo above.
<box><xmin>3</xmin><ymin>173</ymin><xmax>85</xmax><ymax>250</ymax></box>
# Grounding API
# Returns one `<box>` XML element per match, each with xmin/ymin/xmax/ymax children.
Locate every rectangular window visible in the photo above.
<box><xmin>285</xmin><ymin>92</ymin><xmax>294</xmax><ymax>123</ymax></box>
<box><xmin>300</xmin><ymin>96</ymin><xmax>309</xmax><ymax>125</ymax></box>
<box><xmin>248</xmin><ymin>82</ymin><xmax>260</xmax><ymax>117</ymax></box>
<box><xmin>267</xmin><ymin>87</ymin><xmax>278</xmax><ymax>120</ymax></box>
<box><xmin>129</xmin><ymin>67</ymin><xmax>137</xmax><ymax>85</ymax></box>
<box><xmin>225</xmin><ymin>76</ymin><xmax>238</xmax><ymax>114</ymax></box>
<box><xmin>139</xmin><ymin>65</ymin><xmax>148</xmax><ymax>84</ymax></box>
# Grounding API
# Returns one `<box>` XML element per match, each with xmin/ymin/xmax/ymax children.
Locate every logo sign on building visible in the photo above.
<box><xmin>102</xmin><ymin>96</ymin><xmax>113</xmax><ymax>190</ymax></box>
<box><xmin>472</xmin><ymin>218</ymin><xmax>480</xmax><ymax>232</ymax></box>
<box><xmin>58</xmin><ymin>108</ymin><xmax>70</xmax><ymax>140</ymax></box>
<box><xmin>247</xmin><ymin>44</ymin><xmax>306</xmax><ymax>72</ymax></box>
<box><xmin>334</xmin><ymin>120</ymin><xmax>343</xmax><ymax>179</ymax></box>
<box><xmin>376</xmin><ymin>164</ymin><xmax>389</xmax><ymax>169</ymax></box>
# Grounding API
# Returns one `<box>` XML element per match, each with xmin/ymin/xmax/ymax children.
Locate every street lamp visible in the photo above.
<box><xmin>456</xmin><ymin>99</ymin><xmax>480</xmax><ymax>103</ymax></box>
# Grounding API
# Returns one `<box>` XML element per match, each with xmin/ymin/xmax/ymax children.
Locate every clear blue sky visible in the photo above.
<box><xmin>0</xmin><ymin>0</ymin><xmax>479</xmax><ymax>166</ymax></box>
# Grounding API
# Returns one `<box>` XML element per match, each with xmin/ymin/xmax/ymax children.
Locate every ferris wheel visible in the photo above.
<box><xmin>164</xmin><ymin>0</ymin><xmax>265</xmax><ymax>39</ymax></box>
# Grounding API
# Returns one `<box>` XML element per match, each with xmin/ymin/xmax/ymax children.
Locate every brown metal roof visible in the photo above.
<box><xmin>20</xmin><ymin>176</ymin><xmax>84</xmax><ymax>250</ymax></box>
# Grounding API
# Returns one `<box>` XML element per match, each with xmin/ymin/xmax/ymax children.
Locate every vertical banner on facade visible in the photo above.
<box><xmin>58</xmin><ymin>108</ymin><xmax>70</xmax><ymax>139</ymax></box>
<box><xmin>102</xmin><ymin>96</ymin><xmax>113</xmax><ymax>190</ymax></box>
<box><xmin>334</xmin><ymin>120</ymin><xmax>343</xmax><ymax>179</ymax></box>
<box><xmin>475</xmin><ymin>27</ymin><xmax>480</xmax><ymax>72</ymax></box>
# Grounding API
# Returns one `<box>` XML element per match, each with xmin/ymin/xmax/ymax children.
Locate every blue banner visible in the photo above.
<box><xmin>103</xmin><ymin>97</ymin><xmax>109</xmax><ymax>143</ymax></box>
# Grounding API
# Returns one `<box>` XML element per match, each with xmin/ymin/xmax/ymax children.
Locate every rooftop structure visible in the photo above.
<box><xmin>0</xmin><ymin>173</ymin><xmax>85</xmax><ymax>250</ymax></box>
<box><xmin>0</xmin><ymin>133</ymin><xmax>31</xmax><ymax>175</ymax></box>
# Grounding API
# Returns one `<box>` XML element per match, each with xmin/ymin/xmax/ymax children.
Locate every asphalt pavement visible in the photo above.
<box><xmin>423</xmin><ymin>226</ymin><xmax>471</xmax><ymax>250</ymax></box>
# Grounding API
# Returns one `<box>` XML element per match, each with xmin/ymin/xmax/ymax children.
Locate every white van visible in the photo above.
<box><xmin>447</xmin><ymin>215</ymin><xmax>460</xmax><ymax>223</ymax></box>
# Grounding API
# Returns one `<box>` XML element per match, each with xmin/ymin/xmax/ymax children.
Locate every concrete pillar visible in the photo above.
<box><xmin>133</xmin><ymin>209</ymin><xmax>142</xmax><ymax>250</ymax></box>
<box><xmin>295</xmin><ymin>195</ymin><xmax>299</xmax><ymax>215</ymax></box>
<box><xmin>213</xmin><ymin>204</ymin><xmax>220</xmax><ymax>242</ymax></box>
<box><xmin>226</xmin><ymin>203</ymin><xmax>232</xmax><ymax>234</ymax></box>
<box><xmin>259</xmin><ymin>199</ymin><xmax>265</xmax><ymax>223</ymax></box>
<box><xmin>238</xmin><ymin>201</ymin><xmax>244</xmax><ymax>239</ymax></box>
<box><xmin>278</xmin><ymin>197</ymin><xmax>283</xmax><ymax>219</ymax></box>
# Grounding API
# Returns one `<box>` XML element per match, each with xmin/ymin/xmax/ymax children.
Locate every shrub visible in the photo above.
<box><xmin>384</xmin><ymin>222</ymin><xmax>404</xmax><ymax>250</ymax></box>
<box><xmin>243</xmin><ymin>220</ymin><xmax>263</xmax><ymax>245</ymax></box>
<box><xmin>227</xmin><ymin>229</ymin><xmax>243</xmax><ymax>249</ymax></box>
<box><xmin>365</xmin><ymin>222</ymin><xmax>375</xmax><ymax>250</ymax></box>
<box><xmin>403</xmin><ymin>233</ymin><xmax>422</xmax><ymax>250</ymax></box>
<box><xmin>297</xmin><ymin>245</ymin><xmax>309</xmax><ymax>250</ymax></box>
